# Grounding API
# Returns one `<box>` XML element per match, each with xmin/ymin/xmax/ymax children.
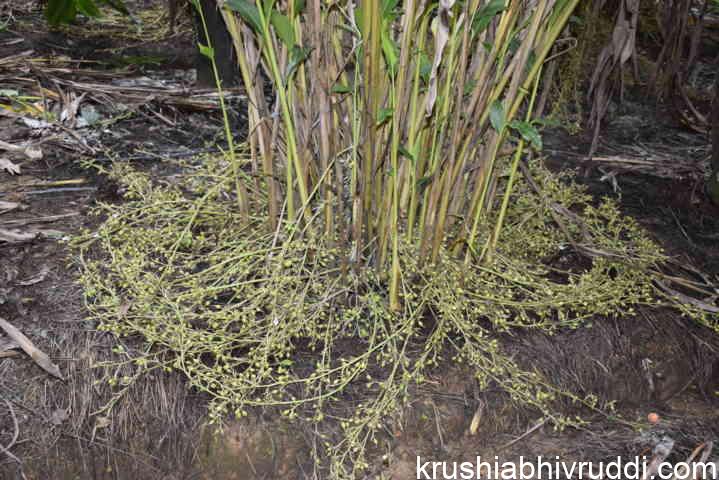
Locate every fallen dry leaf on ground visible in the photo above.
<box><xmin>0</xmin><ymin>158</ymin><xmax>20</xmax><ymax>175</ymax></box>
<box><xmin>0</xmin><ymin>139</ymin><xmax>42</xmax><ymax>161</ymax></box>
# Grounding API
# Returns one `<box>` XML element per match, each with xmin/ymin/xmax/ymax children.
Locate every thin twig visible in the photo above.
<box><xmin>497</xmin><ymin>418</ymin><xmax>547</xmax><ymax>451</ymax></box>
<box><xmin>0</xmin><ymin>398</ymin><xmax>22</xmax><ymax>466</ymax></box>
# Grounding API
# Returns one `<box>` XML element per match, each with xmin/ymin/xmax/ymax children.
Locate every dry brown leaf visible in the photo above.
<box><xmin>0</xmin><ymin>139</ymin><xmax>43</xmax><ymax>161</ymax></box>
<box><xmin>425</xmin><ymin>0</ymin><xmax>454</xmax><ymax>116</ymax></box>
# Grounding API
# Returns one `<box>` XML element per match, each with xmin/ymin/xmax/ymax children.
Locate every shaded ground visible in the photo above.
<box><xmin>1</xmin><ymin>2</ymin><xmax>718</xmax><ymax>480</ymax></box>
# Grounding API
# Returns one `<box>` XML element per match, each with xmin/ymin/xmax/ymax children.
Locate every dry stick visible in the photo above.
<box><xmin>0</xmin><ymin>317</ymin><xmax>63</xmax><ymax>379</ymax></box>
<box><xmin>698</xmin><ymin>441</ymin><xmax>714</xmax><ymax>463</ymax></box>
<box><xmin>0</xmin><ymin>140</ymin><xmax>42</xmax><ymax>160</ymax></box>
<box><xmin>0</xmin><ymin>201</ymin><xmax>20</xmax><ymax>213</ymax></box>
<box><xmin>0</xmin><ymin>229</ymin><xmax>37</xmax><ymax>243</ymax></box>
<box><xmin>0</xmin><ymin>398</ymin><xmax>22</xmax><ymax>466</ymax></box>
<box><xmin>497</xmin><ymin>417</ymin><xmax>547</xmax><ymax>452</ymax></box>
<box><xmin>654</xmin><ymin>281</ymin><xmax>719</xmax><ymax>314</ymax></box>
<box><xmin>0</xmin><ymin>336</ymin><xmax>21</xmax><ymax>357</ymax></box>
<box><xmin>0</xmin><ymin>212</ymin><xmax>80</xmax><ymax>226</ymax></box>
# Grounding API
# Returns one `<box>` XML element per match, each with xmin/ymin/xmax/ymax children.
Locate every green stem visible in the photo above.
<box><xmin>194</xmin><ymin>1</ymin><xmax>249</xmax><ymax>221</ymax></box>
<box><xmin>485</xmin><ymin>66</ymin><xmax>543</xmax><ymax>262</ymax></box>
<box><xmin>255</xmin><ymin>0</ymin><xmax>310</xmax><ymax>223</ymax></box>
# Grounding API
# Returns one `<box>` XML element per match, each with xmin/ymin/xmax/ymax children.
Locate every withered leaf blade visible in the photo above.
<box><xmin>0</xmin><ymin>158</ymin><xmax>21</xmax><ymax>175</ymax></box>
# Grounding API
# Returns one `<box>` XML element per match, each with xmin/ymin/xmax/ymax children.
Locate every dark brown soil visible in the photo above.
<box><xmin>1</xmin><ymin>2</ymin><xmax>718</xmax><ymax>480</ymax></box>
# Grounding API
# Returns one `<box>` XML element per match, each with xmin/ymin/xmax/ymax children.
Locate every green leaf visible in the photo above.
<box><xmin>293</xmin><ymin>0</ymin><xmax>305</xmax><ymax>14</ymax></box>
<box><xmin>198</xmin><ymin>43</ymin><xmax>215</xmax><ymax>59</ymax></box>
<box><xmin>377</xmin><ymin>107</ymin><xmax>393</xmax><ymax>126</ymax></box>
<box><xmin>398</xmin><ymin>146</ymin><xmax>415</xmax><ymax>163</ymax></box>
<box><xmin>262</xmin><ymin>0</ymin><xmax>275</xmax><ymax>17</ymax></box>
<box><xmin>489</xmin><ymin>100</ymin><xmax>506</xmax><ymax>133</ymax></box>
<box><xmin>472</xmin><ymin>0</ymin><xmax>506</xmax><ymax>35</ymax></box>
<box><xmin>417</xmin><ymin>175</ymin><xmax>434</xmax><ymax>192</ymax></box>
<box><xmin>508</xmin><ymin>36</ymin><xmax>521</xmax><ymax>54</ymax></box>
<box><xmin>354</xmin><ymin>6</ymin><xmax>364</xmax><ymax>32</ymax></box>
<box><xmin>331</xmin><ymin>83</ymin><xmax>352</xmax><ymax>94</ymax></box>
<box><xmin>509</xmin><ymin>120</ymin><xmax>542</xmax><ymax>150</ymax></box>
<box><xmin>464</xmin><ymin>78</ymin><xmax>477</xmax><ymax>95</ymax></box>
<box><xmin>270</xmin><ymin>11</ymin><xmax>295</xmax><ymax>47</ymax></box>
<box><xmin>77</xmin><ymin>0</ymin><xmax>101</xmax><ymax>17</ymax></box>
<box><xmin>225</xmin><ymin>0</ymin><xmax>294</xmax><ymax>47</ymax></box>
<box><xmin>225</xmin><ymin>0</ymin><xmax>263</xmax><ymax>32</ymax></box>
<box><xmin>381</xmin><ymin>26</ymin><xmax>399</xmax><ymax>75</ymax></box>
<box><xmin>45</xmin><ymin>0</ymin><xmax>127</xmax><ymax>25</ymax></box>
<box><xmin>532</xmin><ymin>116</ymin><xmax>561</xmax><ymax>128</ymax></box>
<box><xmin>285</xmin><ymin>45</ymin><xmax>311</xmax><ymax>80</ymax></box>
<box><xmin>99</xmin><ymin>0</ymin><xmax>129</xmax><ymax>15</ymax></box>
<box><xmin>419</xmin><ymin>51</ymin><xmax>432</xmax><ymax>83</ymax></box>
<box><xmin>525</xmin><ymin>50</ymin><xmax>537</xmax><ymax>75</ymax></box>
<box><xmin>382</xmin><ymin>0</ymin><xmax>400</xmax><ymax>17</ymax></box>
<box><xmin>45</xmin><ymin>0</ymin><xmax>77</xmax><ymax>25</ymax></box>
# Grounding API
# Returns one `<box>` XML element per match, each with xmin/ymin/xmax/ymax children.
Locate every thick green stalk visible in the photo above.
<box><xmin>254</xmin><ymin>0</ymin><xmax>310</xmax><ymax>223</ymax></box>
<box><xmin>404</xmin><ymin>11</ymin><xmax>431</xmax><ymax>239</ymax></box>
<box><xmin>350</xmin><ymin>48</ymin><xmax>364</xmax><ymax>264</ymax></box>
<box><xmin>360</xmin><ymin>0</ymin><xmax>383</xmax><ymax>252</ymax></box>
<box><xmin>387</xmin><ymin>0</ymin><xmax>420</xmax><ymax>309</ymax></box>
